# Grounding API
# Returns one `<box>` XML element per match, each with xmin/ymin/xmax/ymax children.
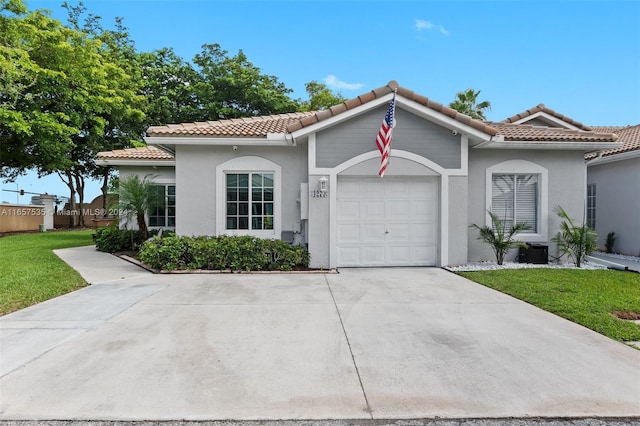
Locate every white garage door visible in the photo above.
<box><xmin>337</xmin><ymin>176</ymin><xmax>438</xmax><ymax>267</ymax></box>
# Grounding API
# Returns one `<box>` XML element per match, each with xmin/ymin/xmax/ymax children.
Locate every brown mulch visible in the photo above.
<box><xmin>611</xmin><ymin>310</ymin><xmax>640</xmax><ymax>320</ymax></box>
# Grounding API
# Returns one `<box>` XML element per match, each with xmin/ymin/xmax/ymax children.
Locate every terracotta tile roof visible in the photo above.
<box><xmin>487</xmin><ymin>122</ymin><xmax>618</xmax><ymax>142</ymax></box>
<box><xmin>147</xmin><ymin>112</ymin><xmax>317</xmax><ymax>137</ymax></box>
<box><xmin>97</xmin><ymin>146</ymin><xmax>174</xmax><ymax>160</ymax></box>
<box><xmin>586</xmin><ymin>125</ymin><xmax>640</xmax><ymax>158</ymax></box>
<box><xmin>502</xmin><ymin>104</ymin><xmax>593</xmax><ymax>131</ymax></box>
<box><xmin>286</xmin><ymin>80</ymin><xmax>498</xmax><ymax>136</ymax></box>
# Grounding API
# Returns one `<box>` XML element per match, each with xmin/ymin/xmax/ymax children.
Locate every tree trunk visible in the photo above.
<box><xmin>59</xmin><ymin>171</ymin><xmax>77</xmax><ymax>228</ymax></box>
<box><xmin>100</xmin><ymin>167</ymin><xmax>110</xmax><ymax>217</ymax></box>
<box><xmin>136</xmin><ymin>211</ymin><xmax>148</xmax><ymax>240</ymax></box>
<box><xmin>73</xmin><ymin>172</ymin><xmax>85</xmax><ymax>227</ymax></box>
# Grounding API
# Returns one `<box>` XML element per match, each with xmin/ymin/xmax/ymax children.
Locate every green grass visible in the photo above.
<box><xmin>0</xmin><ymin>230</ymin><xmax>95</xmax><ymax>316</ymax></box>
<box><xmin>458</xmin><ymin>269</ymin><xmax>640</xmax><ymax>342</ymax></box>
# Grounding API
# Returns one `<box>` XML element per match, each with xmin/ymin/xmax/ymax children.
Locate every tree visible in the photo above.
<box><xmin>0</xmin><ymin>1</ymin><xmax>145</xmax><ymax>226</ymax></box>
<box><xmin>471</xmin><ymin>210</ymin><xmax>530</xmax><ymax>265</ymax></box>
<box><xmin>299</xmin><ymin>81</ymin><xmax>347</xmax><ymax>111</ymax></box>
<box><xmin>116</xmin><ymin>174</ymin><xmax>161</xmax><ymax>240</ymax></box>
<box><xmin>449</xmin><ymin>88</ymin><xmax>491</xmax><ymax>120</ymax></box>
<box><xmin>192</xmin><ymin>43</ymin><xmax>299</xmax><ymax>120</ymax></box>
<box><xmin>551</xmin><ymin>206</ymin><xmax>597</xmax><ymax>268</ymax></box>
<box><xmin>138</xmin><ymin>47</ymin><xmax>201</xmax><ymax>125</ymax></box>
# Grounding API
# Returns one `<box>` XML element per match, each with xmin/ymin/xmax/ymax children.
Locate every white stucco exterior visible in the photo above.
<box><xmin>587</xmin><ymin>156</ymin><xmax>640</xmax><ymax>256</ymax></box>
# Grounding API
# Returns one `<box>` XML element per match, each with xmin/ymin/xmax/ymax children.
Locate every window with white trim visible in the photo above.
<box><xmin>587</xmin><ymin>184</ymin><xmax>596</xmax><ymax>230</ymax></box>
<box><xmin>491</xmin><ymin>174</ymin><xmax>538</xmax><ymax>233</ymax></box>
<box><xmin>148</xmin><ymin>185</ymin><xmax>176</xmax><ymax>228</ymax></box>
<box><xmin>226</xmin><ymin>173</ymin><xmax>274</xmax><ymax>230</ymax></box>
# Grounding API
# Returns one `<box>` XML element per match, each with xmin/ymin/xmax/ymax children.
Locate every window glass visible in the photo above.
<box><xmin>226</xmin><ymin>173</ymin><xmax>274</xmax><ymax>230</ymax></box>
<box><xmin>148</xmin><ymin>185</ymin><xmax>175</xmax><ymax>228</ymax></box>
<box><xmin>492</xmin><ymin>174</ymin><xmax>538</xmax><ymax>233</ymax></box>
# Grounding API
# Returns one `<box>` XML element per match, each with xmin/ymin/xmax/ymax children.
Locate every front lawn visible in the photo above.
<box><xmin>458</xmin><ymin>269</ymin><xmax>640</xmax><ymax>342</ymax></box>
<box><xmin>0</xmin><ymin>230</ymin><xmax>94</xmax><ymax>316</ymax></box>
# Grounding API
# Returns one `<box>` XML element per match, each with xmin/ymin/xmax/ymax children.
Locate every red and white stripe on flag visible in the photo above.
<box><xmin>375</xmin><ymin>94</ymin><xmax>396</xmax><ymax>177</ymax></box>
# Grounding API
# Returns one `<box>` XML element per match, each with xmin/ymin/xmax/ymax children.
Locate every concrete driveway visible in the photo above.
<box><xmin>1</xmin><ymin>247</ymin><xmax>639</xmax><ymax>420</ymax></box>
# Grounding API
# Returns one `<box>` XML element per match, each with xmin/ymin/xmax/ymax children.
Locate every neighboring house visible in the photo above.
<box><xmin>586</xmin><ymin>125</ymin><xmax>640</xmax><ymax>256</ymax></box>
<box><xmin>96</xmin><ymin>81</ymin><xmax>619</xmax><ymax>268</ymax></box>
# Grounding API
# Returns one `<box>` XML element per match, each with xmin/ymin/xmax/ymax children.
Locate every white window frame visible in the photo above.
<box><xmin>147</xmin><ymin>184</ymin><xmax>176</xmax><ymax>229</ymax></box>
<box><xmin>216</xmin><ymin>156</ymin><xmax>281</xmax><ymax>238</ymax></box>
<box><xmin>485</xmin><ymin>160</ymin><xmax>548</xmax><ymax>242</ymax></box>
<box><xmin>586</xmin><ymin>183</ymin><xmax>596</xmax><ymax>230</ymax></box>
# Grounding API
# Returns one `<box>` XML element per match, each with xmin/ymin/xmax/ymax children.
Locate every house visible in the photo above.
<box><xmin>96</xmin><ymin>81</ymin><xmax>620</xmax><ymax>268</ymax></box>
<box><xmin>586</xmin><ymin>125</ymin><xmax>640</xmax><ymax>256</ymax></box>
<box><xmin>502</xmin><ymin>104</ymin><xmax>639</xmax><ymax>257</ymax></box>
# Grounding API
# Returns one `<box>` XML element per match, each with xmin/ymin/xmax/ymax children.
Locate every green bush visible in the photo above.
<box><xmin>95</xmin><ymin>225</ymin><xmax>144</xmax><ymax>253</ymax></box>
<box><xmin>94</xmin><ymin>225</ymin><xmax>160</xmax><ymax>253</ymax></box>
<box><xmin>138</xmin><ymin>235</ymin><xmax>310</xmax><ymax>271</ymax></box>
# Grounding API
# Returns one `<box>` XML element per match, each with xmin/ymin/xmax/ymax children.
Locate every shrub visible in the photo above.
<box><xmin>551</xmin><ymin>206</ymin><xmax>597</xmax><ymax>268</ymax></box>
<box><xmin>95</xmin><ymin>225</ymin><xmax>146</xmax><ymax>253</ymax></box>
<box><xmin>605</xmin><ymin>232</ymin><xmax>616</xmax><ymax>254</ymax></box>
<box><xmin>138</xmin><ymin>235</ymin><xmax>310</xmax><ymax>271</ymax></box>
<box><xmin>470</xmin><ymin>210</ymin><xmax>530</xmax><ymax>265</ymax></box>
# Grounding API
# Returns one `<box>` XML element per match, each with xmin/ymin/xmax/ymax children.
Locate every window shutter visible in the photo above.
<box><xmin>492</xmin><ymin>175</ymin><xmax>514</xmax><ymax>230</ymax></box>
<box><xmin>515</xmin><ymin>175</ymin><xmax>537</xmax><ymax>232</ymax></box>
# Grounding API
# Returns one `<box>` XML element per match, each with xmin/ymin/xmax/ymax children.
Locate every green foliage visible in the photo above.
<box><xmin>458</xmin><ymin>268</ymin><xmax>640</xmax><ymax>342</ymax></box>
<box><xmin>139</xmin><ymin>235</ymin><xmax>310</xmax><ymax>271</ymax></box>
<box><xmin>551</xmin><ymin>206</ymin><xmax>597</xmax><ymax>268</ymax></box>
<box><xmin>0</xmin><ymin>230</ymin><xmax>94</xmax><ymax>315</ymax></box>
<box><xmin>470</xmin><ymin>210</ymin><xmax>530</xmax><ymax>265</ymax></box>
<box><xmin>448</xmin><ymin>88</ymin><xmax>491</xmax><ymax>120</ymax></box>
<box><xmin>605</xmin><ymin>231</ymin><xmax>616</xmax><ymax>254</ymax></box>
<box><xmin>94</xmin><ymin>225</ymin><xmax>146</xmax><ymax>253</ymax></box>
<box><xmin>116</xmin><ymin>174</ymin><xmax>161</xmax><ymax>240</ymax></box>
<box><xmin>299</xmin><ymin>81</ymin><xmax>348</xmax><ymax>111</ymax></box>
<box><xmin>191</xmin><ymin>43</ymin><xmax>299</xmax><ymax>120</ymax></box>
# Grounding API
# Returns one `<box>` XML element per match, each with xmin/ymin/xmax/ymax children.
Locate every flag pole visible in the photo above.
<box><xmin>388</xmin><ymin>88</ymin><xmax>397</xmax><ymax>169</ymax></box>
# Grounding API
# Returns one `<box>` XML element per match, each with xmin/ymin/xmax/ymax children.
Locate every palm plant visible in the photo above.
<box><xmin>471</xmin><ymin>210</ymin><xmax>530</xmax><ymax>265</ymax></box>
<box><xmin>551</xmin><ymin>206</ymin><xmax>597</xmax><ymax>268</ymax></box>
<box><xmin>116</xmin><ymin>174</ymin><xmax>161</xmax><ymax>240</ymax></box>
<box><xmin>449</xmin><ymin>88</ymin><xmax>492</xmax><ymax>120</ymax></box>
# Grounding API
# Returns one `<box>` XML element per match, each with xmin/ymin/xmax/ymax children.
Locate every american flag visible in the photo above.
<box><xmin>376</xmin><ymin>94</ymin><xmax>396</xmax><ymax>177</ymax></box>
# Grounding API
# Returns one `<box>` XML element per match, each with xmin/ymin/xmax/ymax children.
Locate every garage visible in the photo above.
<box><xmin>336</xmin><ymin>176</ymin><xmax>438</xmax><ymax>266</ymax></box>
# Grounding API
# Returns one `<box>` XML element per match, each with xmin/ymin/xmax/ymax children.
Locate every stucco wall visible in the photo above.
<box><xmin>448</xmin><ymin>176</ymin><xmax>468</xmax><ymax>265</ymax></box>
<box><xmin>118</xmin><ymin>165</ymin><xmax>175</xmax><ymax>230</ymax></box>
<box><xmin>587</xmin><ymin>157</ymin><xmax>640</xmax><ymax>256</ymax></box>
<box><xmin>0</xmin><ymin>204</ymin><xmax>44</xmax><ymax>232</ymax></box>
<box><xmin>316</xmin><ymin>106</ymin><xmax>461</xmax><ymax>169</ymax></box>
<box><xmin>467</xmin><ymin>149</ymin><xmax>587</xmax><ymax>263</ymax></box>
<box><xmin>174</xmin><ymin>144</ymin><xmax>308</xmax><ymax>238</ymax></box>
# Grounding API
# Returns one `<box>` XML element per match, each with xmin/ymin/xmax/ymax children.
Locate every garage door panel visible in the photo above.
<box><xmin>363</xmin><ymin>246</ymin><xmax>386</xmax><ymax>265</ymax></box>
<box><xmin>337</xmin><ymin>224</ymin><xmax>360</xmax><ymax>242</ymax></box>
<box><xmin>387</xmin><ymin>200</ymin><xmax>411</xmax><ymax>217</ymax></box>
<box><xmin>338</xmin><ymin>247</ymin><xmax>361</xmax><ymax>265</ymax></box>
<box><xmin>362</xmin><ymin>201</ymin><xmax>385</xmax><ymax>216</ymax></box>
<box><xmin>338</xmin><ymin>201</ymin><xmax>360</xmax><ymax>219</ymax></box>
<box><xmin>337</xmin><ymin>176</ymin><xmax>438</xmax><ymax>267</ymax></box>
<box><xmin>362</xmin><ymin>223</ymin><xmax>386</xmax><ymax>241</ymax></box>
<box><xmin>386</xmin><ymin>223</ymin><xmax>411</xmax><ymax>241</ymax></box>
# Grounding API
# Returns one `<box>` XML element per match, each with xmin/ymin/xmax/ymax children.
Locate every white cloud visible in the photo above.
<box><xmin>415</xmin><ymin>19</ymin><xmax>450</xmax><ymax>36</ymax></box>
<box><xmin>323</xmin><ymin>75</ymin><xmax>364</xmax><ymax>91</ymax></box>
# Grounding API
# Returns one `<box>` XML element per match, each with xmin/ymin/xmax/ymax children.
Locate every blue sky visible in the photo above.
<box><xmin>4</xmin><ymin>0</ymin><xmax>640</xmax><ymax>204</ymax></box>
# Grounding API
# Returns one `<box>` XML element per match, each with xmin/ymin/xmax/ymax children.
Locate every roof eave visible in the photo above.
<box><xmin>474</xmin><ymin>141</ymin><xmax>621</xmax><ymax>151</ymax></box>
<box><xmin>95</xmin><ymin>159</ymin><xmax>176</xmax><ymax>167</ymax></box>
<box><xmin>289</xmin><ymin>93</ymin><xmax>496</xmax><ymax>142</ymax></box>
<box><xmin>586</xmin><ymin>149</ymin><xmax>640</xmax><ymax>165</ymax></box>
<box><xmin>144</xmin><ymin>133</ymin><xmax>291</xmax><ymax>147</ymax></box>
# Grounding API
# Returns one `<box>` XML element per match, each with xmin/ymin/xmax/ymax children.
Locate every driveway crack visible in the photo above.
<box><xmin>323</xmin><ymin>274</ymin><xmax>373</xmax><ymax>419</ymax></box>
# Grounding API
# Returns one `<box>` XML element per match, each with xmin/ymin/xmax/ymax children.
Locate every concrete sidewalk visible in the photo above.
<box><xmin>1</xmin><ymin>247</ymin><xmax>639</xmax><ymax>420</ymax></box>
<box><xmin>588</xmin><ymin>252</ymin><xmax>640</xmax><ymax>272</ymax></box>
<box><xmin>53</xmin><ymin>245</ymin><xmax>152</xmax><ymax>283</ymax></box>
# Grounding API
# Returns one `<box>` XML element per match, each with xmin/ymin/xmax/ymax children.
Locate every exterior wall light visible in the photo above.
<box><xmin>311</xmin><ymin>176</ymin><xmax>329</xmax><ymax>198</ymax></box>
